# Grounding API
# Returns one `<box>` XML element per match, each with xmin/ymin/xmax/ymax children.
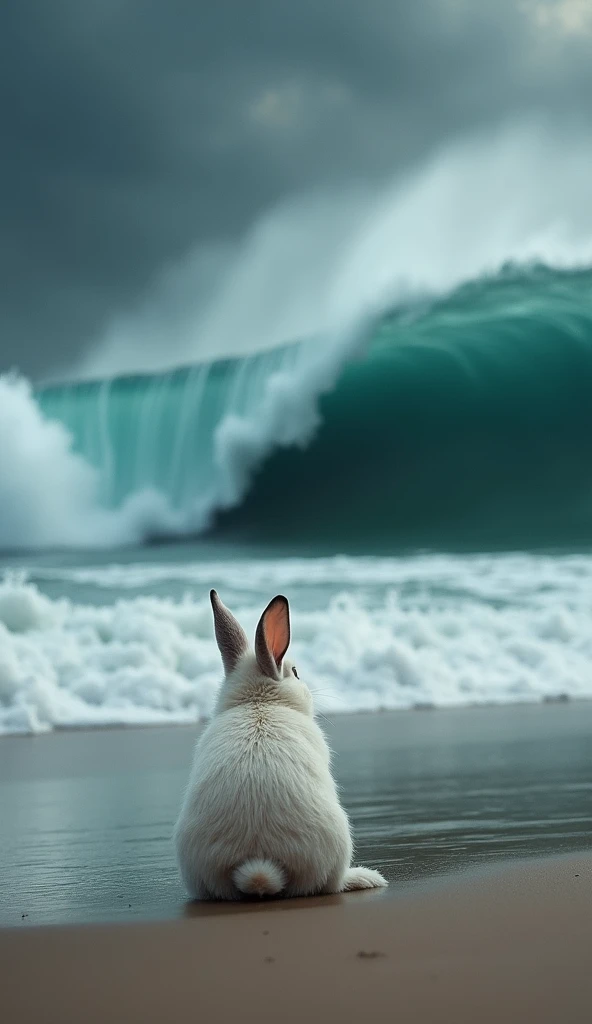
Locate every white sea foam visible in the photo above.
<box><xmin>0</xmin><ymin>375</ymin><xmax>188</xmax><ymax>550</ymax></box>
<box><xmin>1</xmin><ymin>552</ymin><xmax>591</xmax><ymax>735</ymax></box>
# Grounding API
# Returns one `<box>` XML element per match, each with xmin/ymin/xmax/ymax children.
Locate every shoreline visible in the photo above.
<box><xmin>0</xmin><ymin>691</ymin><xmax>589</xmax><ymax>741</ymax></box>
<box><xmin>2</xmin><ymin>703</ymin><xmax>592</xmax><ymax>929</ymax></box>
<box><xmin>2</xmin><ymin>851</ymin><xmax>591</xmax><ymax>1022</ymax></box>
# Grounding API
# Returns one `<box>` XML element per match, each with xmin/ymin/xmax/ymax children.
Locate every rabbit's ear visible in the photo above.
<box><xmin>210</xmin><ymin>590</ymin><xmax>249</xmax><ymax>676</ymax></box>
<box><xmin>255</xmin><ymin>595</ymin><xmax>290</xmax><ymax>680</ymax></box>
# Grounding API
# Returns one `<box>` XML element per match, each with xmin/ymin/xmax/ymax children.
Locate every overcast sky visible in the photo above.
<box><xmin>1</xmin><ymin>0</ymin><xmax>591</xmax><ymax>380</ymax></box>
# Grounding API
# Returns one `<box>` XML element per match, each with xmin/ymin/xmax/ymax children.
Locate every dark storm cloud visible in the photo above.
<box><xmin>1</xmin><ymin>0</ymin><xmax>591</xmax><ymax>378</ymax></box>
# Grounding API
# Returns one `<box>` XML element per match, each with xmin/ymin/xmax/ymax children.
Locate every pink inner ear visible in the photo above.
<box><xmin>264</xmin><ymin>599</ymin><xmax>290</xmax><ymax>667</ymax></box>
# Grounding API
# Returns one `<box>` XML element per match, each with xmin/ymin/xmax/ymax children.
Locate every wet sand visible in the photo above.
<box><xmin>1</xmin><ymin>704</ymin><xmax>592</xmax><ymax>1021</ymax></box>
<box><xmin>1</xmin><ymin>702</ymin><xmax>591</xmax><ymax>927</ymax></box>
<box><xmin>2</xmin><ymin>853</ymin><xmax>591</xmax><ymax>1022</ymax></box>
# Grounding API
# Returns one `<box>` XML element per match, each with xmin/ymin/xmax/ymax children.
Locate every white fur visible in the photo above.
<box><xmin>174</xmin><ymin>595</ymin><xmax>387</xmax><ymax>900</ymax></box>
<box><xmin>233</xmin><ymin>859</ymin><xmax>286</xmax><ymax>896</ymax></box>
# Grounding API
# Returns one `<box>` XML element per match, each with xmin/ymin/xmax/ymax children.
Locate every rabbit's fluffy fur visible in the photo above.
<box><xmin>174</xmin><ymin>591</ymin><xmax>387</xmax><ymax>900</ymax></box>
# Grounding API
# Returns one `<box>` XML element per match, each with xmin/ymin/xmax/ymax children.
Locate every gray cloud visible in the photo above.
<box><xmin>1</xmin><ymin>0</ymin><xmax>591</xmax><ymax>379</ymax></box>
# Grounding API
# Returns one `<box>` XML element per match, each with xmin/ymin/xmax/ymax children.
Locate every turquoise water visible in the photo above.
<box><xmin>36</xmin><ymin>264</ymin><xmax>592</xmax><ymax>550</ymax></box>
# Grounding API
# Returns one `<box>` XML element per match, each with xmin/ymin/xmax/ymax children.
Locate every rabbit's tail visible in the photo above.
<box><xmin>232</xmin><ymin>858</ymin><xmax>286</xmax><ymax>897</ymax></box>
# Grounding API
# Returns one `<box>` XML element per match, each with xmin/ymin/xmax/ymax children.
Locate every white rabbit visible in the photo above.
<box><xmin>174</xmin><ymin>590</ymin><xmax>387</xmax><ymax>900</ymax></box>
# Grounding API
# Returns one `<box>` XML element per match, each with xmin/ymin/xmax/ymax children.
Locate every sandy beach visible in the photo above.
<box><xmin>1</xmin><ymin>853</ymin><xmax>591</xmax><ymax>1022</ymax></box>
<box><xmin>1</xmin><ymin>703</ymin><xmax>592</xmax><ymax>1020</ymax></box>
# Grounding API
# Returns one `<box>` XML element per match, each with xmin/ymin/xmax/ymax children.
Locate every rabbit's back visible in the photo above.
<box><xmin>174</xmin><ymin>705</ymin><xmax>352</xmax><ymax>898</ymax></box>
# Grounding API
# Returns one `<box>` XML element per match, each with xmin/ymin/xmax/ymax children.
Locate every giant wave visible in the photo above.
<box><xmin>2</xmin><ymin>122</ymin><xmax>592</xmax><ymax>551</ymax></box>
<box><xmin>29</xmin><ymin>263</ymin><xmax>592</xmax><ymax>551</ymax></box>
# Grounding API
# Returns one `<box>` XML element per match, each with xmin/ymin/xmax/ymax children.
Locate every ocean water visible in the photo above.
<box><xmin>1</xmin><ymin>125</ymin><xmax>592</xmax><ymax>734</ymax></box>
<box><xmin>0</xmin><ymin>550</ymin><xmax>591</xmax><ymax>734</ymax></box>
<box><xmin>31</xmin><ymin>264</ymin><xmax>592</xmax><ymax>551</ymax></box>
